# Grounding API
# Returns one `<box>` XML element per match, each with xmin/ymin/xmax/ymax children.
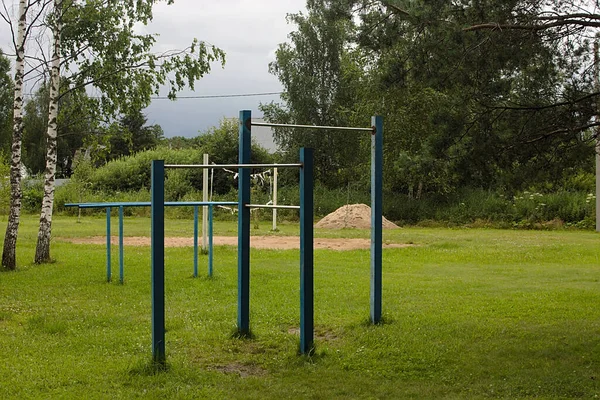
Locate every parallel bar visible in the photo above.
<box><xmin>193</xmin><ymin>206</ymin><xmax>199</xmax><ymax>278</ymax></box>
<box><xmin>151</xmin><ymin>160</ymin><xmax>166</xmax><ymax>364</ymax></box>
<box><xmin>238</xmin><ymin>110</ymin><xmax>251</xmax><ymax>335</ymax></box>
<box><xmin>119</xmin><ymin>206</ymin><xmax>124</xmax><ymax>284</ymax></box>
<box><xmin>370</xmin><ymin>116</ymin><xmax>383</xmax><ymax>324</ymax></box>
<box><xmin>164</xmin><ymin>163</ymin><xmax>302</xmax><ymax>169</ymax></box>
<box><xmin>246</xmin><ymin>204</ymin><xmax>300</xmax><ymax>210</ymax></box>
<box><xmin>208</xmin><ymin>205</ymin><xmax>214</xmax><ymax>277</ymax></box>
<box><xmin>252</xmin><ymin>121</ymin><xmax>373</xmax><ymax>133</ymax></box>
<box><xmin>66</xmin><ymin>201</ymin><xmax>238</xmax><ymax>209</ymax></box>
<box><xmin>299</xmin><ymin>148</ymin><xmax>314</xmax><ymax>354</ymax></box>
<box><xmin>106</xmin><ymin>207</ymin><xmax>111</xmax><ymax>282</ymax></box>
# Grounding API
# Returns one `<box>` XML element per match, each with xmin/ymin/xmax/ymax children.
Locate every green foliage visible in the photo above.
<box><xmin>22</xmin><ymin>82</ymin><xmax>98</xmax><ymax>177</ymax></box>
<box><xmin>0</xmin><ymin>49</ymin><xmax>11</xmax><ymax>156</ymax></box>
<box><xmin>381</xmin><ymin>188</ymin><xmax>596</xmax><ymax>228</ymax></box>
<box><xmin>77</xmin><ymin>119</ymin><xmax>273</xmax><ymax>199</ymax></box>
<box><xmin>265</xmin><ymin>0</ymin><xmax>597</xmax><ymax>198</ymax></box>
<box><xmin>59</xmin><ymin>0</ymin><xmax>225</xmax><ymax>118</ymax></box>
<box><xmin>105</xmin><ymin>109</ymin><xmax>164</xmax><ymax>161</ymax></box>
<box><xmin>21</xmin><ymin>179</ymin><xmax>43</xmax><ymax>213</ymax></box>
<box><xmin>261</xmin><ymin>2</ymin><xmax>369</xmax><ymax>188</ymax></box>
<box><xmin>0</xmin><ymin>154</ymin><xmax>9</xmax><ymax>215</ymax></box>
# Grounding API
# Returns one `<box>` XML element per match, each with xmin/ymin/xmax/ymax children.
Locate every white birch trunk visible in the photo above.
<box><xmin>2</xmin><ymin>0</ymin><xmax>27</xmax><ymax>270</ymax></box>
<box><xmin>35</xmin><ymin>0</ymin><xmax>62</xmax><ymax>263</ymax></box>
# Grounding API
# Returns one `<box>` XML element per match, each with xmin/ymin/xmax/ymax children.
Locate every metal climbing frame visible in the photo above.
<box><xmin>150</xmin><ymin>146</ymin><xmax>314</xmax><ymax>364</ymax></box>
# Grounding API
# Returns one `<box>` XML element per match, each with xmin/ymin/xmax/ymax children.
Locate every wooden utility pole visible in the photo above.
<box><xmin>595</xmin><ymin>40</ymin><xmax>600</xmax><ymax>232</ymax></box>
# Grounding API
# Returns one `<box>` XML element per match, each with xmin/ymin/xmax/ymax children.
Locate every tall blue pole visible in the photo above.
<box><xmin>119</xmin><ymin>206</ymin><xmax>124</xmax><ymax>284</ymax></box>
<box><xmin>371</xmin><ymin>116</ymin><xmax>383</xmax><ymax>324</ymax></box>
<box><xmin>299</xmin><ymin>148</ymin><xmax>314</xmax><ymax>354</ymax></box>
<box><xmin>151</xmin><ymin>160</ymin><xmax>166</xmax><ymax>364</ymax></box>
<box><xmin>238</xmin><ymin>110</ymin><xmax>251</xmax><ymax>335</ymax></box>
<box><xmin>193</xmin><ymin>206</ymin><xmax>199</xmax><ymax>278</ymax></box>
<box><xmin>106</xmin><ymin>207</ymin><xmax>111</xmax><ymax>282</ymax></box>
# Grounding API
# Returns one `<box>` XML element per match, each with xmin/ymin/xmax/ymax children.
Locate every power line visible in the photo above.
<box><xmin>151</xmin><ymin>91</ymin><xmax>283</xmax><ymax>100</ymax></box>
<box><xmin>23</xmin><ymin>91</ymin><xmax>284</xmax><ymax>99</ymax></box>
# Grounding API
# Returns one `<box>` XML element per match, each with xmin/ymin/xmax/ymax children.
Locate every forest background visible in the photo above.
<box><xmin>1</xmin><ymin>0</ymin><xmax>598</xmax><ymax>230</ymax></box>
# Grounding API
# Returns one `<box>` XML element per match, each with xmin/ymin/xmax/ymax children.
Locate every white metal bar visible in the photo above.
<box><xmin>164</xmin><ymin>163</ymin><xmax>303</xmax><ymax>169</ymax></box>
<box><xmin>252</xmin><ymin>121</ymin><xmax>374</xmax><ymax>133</ymax></box>
<box><xmin>247</xmin><ymin>204</ymin><xmax>300</xmax><ymax>210</ymax></box>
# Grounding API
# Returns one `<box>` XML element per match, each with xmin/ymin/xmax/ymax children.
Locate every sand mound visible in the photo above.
<box><xmin>315</xmin><ymin>204</ymin><xmax>399</xmax><ymax>229</ymax></box>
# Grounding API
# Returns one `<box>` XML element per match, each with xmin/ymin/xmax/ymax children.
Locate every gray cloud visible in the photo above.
<box><xmin>0</xmin><ymin>0</ymin><xmax>306</xmax><ymax>137</ymax></box>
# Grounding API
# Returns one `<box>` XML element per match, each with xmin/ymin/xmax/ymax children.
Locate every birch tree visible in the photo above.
<box><xmin>32</xmin><ymin>0</ymin><xmax>225</xmax><ymax>263</ymax></box>
<box><xmin>33</xmin><ymin>0</ymin><xmax>60</xmax><ymax>263</ymax></box>
<box><xmin>1</xmin><ymin>0</ymin><xmax>27</xmax><ymax>270</ymax></box>
<box><xmin>0</xmin><ymin>50</ymin><xmax>12</xmax><ymax>153</ymax></box>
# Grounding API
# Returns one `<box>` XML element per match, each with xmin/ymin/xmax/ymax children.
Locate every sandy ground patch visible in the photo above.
<box><xmin>315</xmin><ymin>204</ymin><xmax>399</xmax><ymax>229</ymax></box>
<box><xmin>62</xmin><ymin>235</ymin><xmax>412</xmax><ymax>251</ymax></box>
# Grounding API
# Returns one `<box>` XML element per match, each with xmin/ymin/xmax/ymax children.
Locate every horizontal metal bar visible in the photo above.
<box><xmin>252</xmin><ymin>121</ymin><xmax>374</xmax><ymax>133</ymax></box>
<box><xmin>164</xmin><ymin>163</ymin><xmax>303</xmax><ymax>169</ymax></box>
<box><xmin>64</xmin><ymin>201</ymin><xmax>238</xmax><ymax>209</ymax></box>
<box><xmin>246</xmin><ymin>204</ymin><xmax>300</xmax><ymax>210</ymax></box>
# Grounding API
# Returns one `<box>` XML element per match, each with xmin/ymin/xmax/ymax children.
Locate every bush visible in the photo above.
<box><xmin>0</xmin><ymin>154</ymin><xmax>9</xmax><ymax>215</ymax></box>
<box><xmin>22</xmin><ymin>178</ymin><xmax>43</xmax><ymax>213</ymax></box>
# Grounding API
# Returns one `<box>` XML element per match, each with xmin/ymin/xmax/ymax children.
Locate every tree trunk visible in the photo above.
<box><xmin>35</xmin><ymin>0</ymin><xmax>62</xmax><ymax>264</ymax></box>
<box><xmin>2</xmin><ymin>0</ymin><xmax>27</xmax><ymax>270</ymax></box>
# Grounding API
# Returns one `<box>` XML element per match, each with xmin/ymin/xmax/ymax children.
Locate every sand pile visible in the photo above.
<box><xmin>315</xmin><ymin>204</ymin><xmax>399</xmax><ymax>229</ymax></box>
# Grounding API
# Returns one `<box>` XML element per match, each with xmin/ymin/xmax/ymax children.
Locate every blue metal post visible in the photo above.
<box><xmin>208</xmin><ymin>204</ymin><xmax>214</xmax><ymax>277</ymax></box>
<box><xmin>119</xmin><ymin>206</ymin><xmax>124</xmax><ymax>284</ymax></box>
<box><xmin>193</xmin><ymin>206</ymin><xmax>199</xmax><ymax>278</ymax></box>
<box><xmin>151</xmin><ymin>160</ymin><xmax>166</xmax><ymax>364</ymax></box>
<box><xmin>371</xmin><ymin>116</ymin><xmax>383</xmax><ymax>324</ymax></box>
<box><xmin>106</xmin><ymin>207</ymin><xmax>111</xmax><ymax>282</ymax></box>
<box><xmin>299</xmin><ymin>148</ymin><xmax>314</xmax><ymax>354</ymax></box>
<box><xmin>238</xmin><ymin>110</ymin><xmax>251</xmax><ymax>335</ymax></box>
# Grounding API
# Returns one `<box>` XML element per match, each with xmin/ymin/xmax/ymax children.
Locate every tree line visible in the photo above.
<box><xmin>261</xmin><ymin>0</ymin><xmax>598</xmax><ymax>198</ymax></box>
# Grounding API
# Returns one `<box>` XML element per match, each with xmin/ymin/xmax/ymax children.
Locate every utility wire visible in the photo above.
<box><xmin>151</xmin><ymin>91</ymin><xmax>283</xmax><ymax>100</ymax></box>
<box><xmin>22</xmin><ymin>91</ymin><xmax>284</xmax><ymax>99</ymax></box>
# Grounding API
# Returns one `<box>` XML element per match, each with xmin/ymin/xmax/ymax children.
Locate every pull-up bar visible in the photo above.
<box><xmin>150</xmin><ymin>145</ymin><xmax>314</xmax><ymax>364</ymax></box>
<box><xmin>164</xmin><ymin>163</ymin><xmax>303</xmax><ymax>169</ymax></box>
<box><xmin>246</xmin><ymin>111</ymin><xmax>384</xmax><ymax>326</ymax></box>
<box><xmin>252</xmin><ymin>121</ymin><xmax>374</xmax><ymax>133</ymax></box>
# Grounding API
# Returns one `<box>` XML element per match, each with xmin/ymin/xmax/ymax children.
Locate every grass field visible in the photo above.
<box><xmin>1</xmin><ymin>214</ymin><xmax>599</xmax><ymax>399</ymax></box>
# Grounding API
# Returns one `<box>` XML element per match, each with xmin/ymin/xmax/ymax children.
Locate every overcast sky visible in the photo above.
<box><xmin>0</xmin><ymin>0</ymin><xmax>307</xmax><ymax>137</ymax></box>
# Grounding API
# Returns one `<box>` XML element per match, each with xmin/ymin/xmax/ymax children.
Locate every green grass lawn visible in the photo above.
<box><xmin>1</xmin><ymin>214</ymin><xmax>599</xmax><ymax>398</ymax></box>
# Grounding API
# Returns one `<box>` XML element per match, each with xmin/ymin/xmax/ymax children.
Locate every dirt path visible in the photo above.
<box><xmin>62</xmin><ymin>236</ymin><xmax>413</xmax><ymax>251</ymax></box>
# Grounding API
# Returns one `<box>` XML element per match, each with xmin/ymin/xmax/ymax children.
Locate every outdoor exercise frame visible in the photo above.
<box><xmin>64</xmin><ymin>201</ymin><xmax>237</xmax><ymax>282</ymax></box>
<box><xmin>150</xmin><ymin>146</ymin><xmax>314</xmax><ymax>363</ymax></box>
<box><xmin>244</xmin><ymin>110</ymin><xmax>384</xmax><ymax>325</ymax></box>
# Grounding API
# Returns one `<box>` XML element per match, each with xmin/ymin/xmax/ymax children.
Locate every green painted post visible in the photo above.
<box><xmin>151</xmin><ymin>160</ymin><xmax>166</xmax><ymax>364</ymax></box>
<box><xmin>119</xmin><ymin>206</ymin><xmax>124</xmax><ymax>284</ymax></box>
<box><xmin>300</xmin><ymin>148</ymin><xmax>314</xmax><ymax>354</ymax></box>
<box><xmin>371</xmin><ymin>116</ymin><xmax>383</xmax><ymax>324</ymax></box>
<box><xmin>106</xmin><ymin>207</ymin><xmax>111</xmax><ymax>282</ymax></box>
<box><xmin>193</xmin><ymin>206</ymin><xmax>199</xmax><ymax>278</ymax></box>
<box><xmin>238</xmin><ymin>110</ymin><xmax>251</xmax><ymax>335</ymax></box>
